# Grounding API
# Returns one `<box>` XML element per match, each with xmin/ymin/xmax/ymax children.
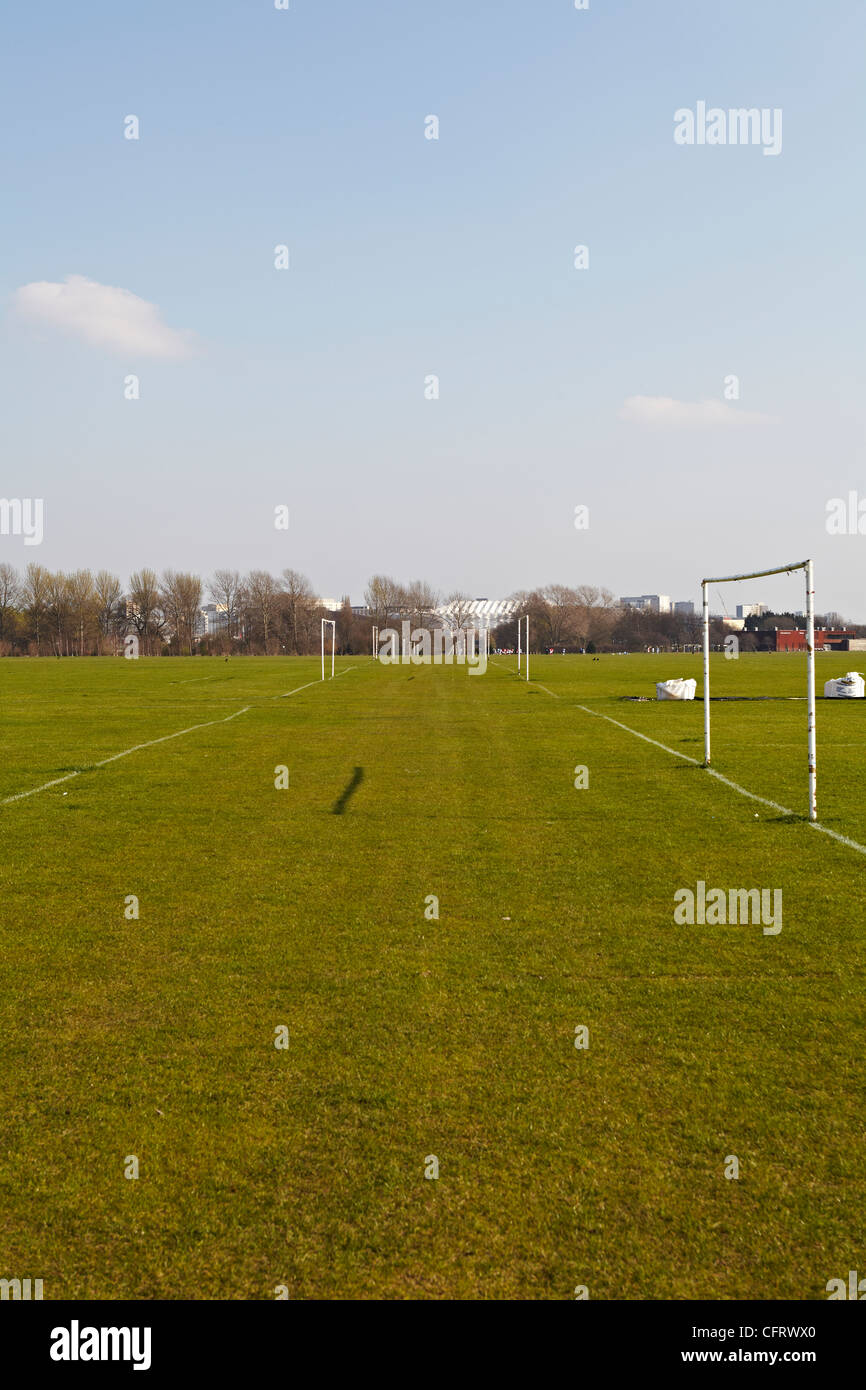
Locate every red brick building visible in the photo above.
<box><xmin>766</xmin><ymin>628</ymin><xmax>855</xmax><ymax>652</ymax></box>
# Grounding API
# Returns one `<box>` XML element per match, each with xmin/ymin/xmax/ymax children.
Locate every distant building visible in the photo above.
<box><xmin>317</xmin><ymin>599</ymin><xmax>368</xmax><ymax>617</ymax></box>
<box><xmin>621</xmin><ymin>595</ymin><xmax>693</xmax><ymax>616</ymax></box>
<box><xmin>752</xmin><ymin>627</ymin><xmax>856</xmax><ymax>652</ymax></box>
<box><xmin>435</xmin><ymin>598</ymin><xmax>519</xmax><ymax>626</ymax></box>
<box><xmin>736</xmin><ymin>603</ymin><xmax>767</xmax><ymax>619</ymax></box>
<box><xmin>195</xmin><ymin>603</ymin><xmax>229</xmax><ymax>637</ymax></box>
<box><xmin>620</xmin><ymin>594</ymin><xmax>672</xmax><ymax>614</ymax></box>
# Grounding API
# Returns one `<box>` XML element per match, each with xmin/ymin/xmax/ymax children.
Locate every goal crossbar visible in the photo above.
<box><xmin>701</xmin><ymin>559</ymin><xmax>816</xmax><ymax>821</ymax></box>
<box><xmin>702</xmin><ymin>560</ymin><xmax>810</xmax><ymax>585</ymax></box>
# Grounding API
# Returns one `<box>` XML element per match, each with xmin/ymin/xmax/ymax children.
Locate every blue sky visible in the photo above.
<box><xmin>2</xmin><ymin>0</ymin><xmax>864</xmax><ymax>615</ymax></box>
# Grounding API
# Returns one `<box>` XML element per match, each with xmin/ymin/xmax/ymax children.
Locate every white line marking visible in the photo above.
<box><xmin>573</xmin><ymin>702</ymin><xmax>866</xmax><ymax>857</ymax></box>
<box><xmin>279</xmin><ymin>665</ymin><xmax>357</xmax><ymax>697</ymax></box>
<box><xmin>528</xmin><ymin>683</ymin><xmax>866</xmax><ymax>859</ymax></box>
<box><xmin>3</xmin><ymin>665</ymin><xmax>361</xmax><ymax>808</ymax></box>
<box><xmin>574</xmin><ymin>703</ymin><xmax>696</xmax><ymax>763</ymax></box>
<box><xmin>1</xmin><ymin>706</ymin><xmax>251</xmax><ymax>807</ymax></box>
<box><xmin>279</xmin><ymin>679</ymin><xmax>322</xmax><ymax>699</ymax></box>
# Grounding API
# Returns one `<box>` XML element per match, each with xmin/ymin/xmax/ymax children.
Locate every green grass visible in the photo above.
<box><xmin>0</xmin><ymin>652</ymin><xmax>864</xmax><ymax>1300</ymax></box>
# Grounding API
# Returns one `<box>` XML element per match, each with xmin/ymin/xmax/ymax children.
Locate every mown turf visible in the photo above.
<box><xmin>0</xmin><ymin>652</ymin><xmax>863</xmax><ymax>1300</ymax></box>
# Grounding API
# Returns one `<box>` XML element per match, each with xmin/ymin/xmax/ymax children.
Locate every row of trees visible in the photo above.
<box><xmin>366</xmin><ymin>579</ymin><xmax>652</xmax><ymax>652</ymax></box>
<box><xmin>1</xmin><ymin>564</ymin><xmax>853</xmax><ymax>656</ymax></box>
<box><xmin>498</xmin><ymin>593</ymin><xmax>862</xmax><ymax>653</ymax></box>
<box><xmin>0</xmin><ymin>564</ymin><xmax>329</xmax><ymax>656</ymax></box>
<box><xmin>505</xmin><ymin>584</ymin><xmax>622</xmax><ymax>650</ymax></box>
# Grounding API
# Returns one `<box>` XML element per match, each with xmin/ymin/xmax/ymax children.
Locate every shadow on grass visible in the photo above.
<box><xmin>332</xmin><ymin>767</ymin><xmax>364</xmax><ymax>815</ymax></box>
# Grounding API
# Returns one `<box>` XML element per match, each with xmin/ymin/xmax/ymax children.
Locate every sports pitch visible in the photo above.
<box><xmin>1</xmin><ymin>652</ymin><xmax>864</xmax><ymax>1300</ymax></box>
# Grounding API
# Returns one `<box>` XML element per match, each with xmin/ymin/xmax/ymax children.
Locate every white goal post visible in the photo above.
<box><xmin>321</xmin><ymin>618</ymin><xmax>335</xmax><ymax>680</ymax></box>
<box><xmin>701</xmin><ymin>560</ymin><xmax>816</xmax><ymax>821</ymax></box>
<box><xmin>517</xmin><ymin>614</ymin><xmax>529</xmax><ymax>681</ymax></box>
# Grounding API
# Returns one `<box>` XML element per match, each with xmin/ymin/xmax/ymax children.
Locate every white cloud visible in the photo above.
<box><xmin>10</xmin><ymin>274</ymin><xmax>194</xmax><ymax>358</ymax></box>
<box><xmin>620</xmin><ymin>395</ymin><xmax>774</xmax><ymax>428</ymax></box>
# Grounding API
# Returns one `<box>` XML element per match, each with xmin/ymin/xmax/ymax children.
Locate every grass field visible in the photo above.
<box><xmin>1</xmin><ymin>652</ymin><xmax>864</xmax><ymax>1300</ymax></box>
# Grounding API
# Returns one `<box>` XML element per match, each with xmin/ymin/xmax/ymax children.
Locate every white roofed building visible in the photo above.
<box><xmin>435</xmin><ymin>598</ymin><xmax>519</xmax><ymax>627</ymax></box>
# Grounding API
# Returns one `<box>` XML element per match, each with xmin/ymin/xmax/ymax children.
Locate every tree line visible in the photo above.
<box><xmin>1</xmin><ymin>564</ymin><xmax>850</xmax><ymax>657</ymax></box>
<box><xmin>0</xmin><ymin>564</ymin><xmax>329</xmax><ymax>656</ymax></box>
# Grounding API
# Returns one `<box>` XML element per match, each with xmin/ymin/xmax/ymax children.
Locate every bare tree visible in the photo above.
<box><xmin>208</xmin><ymin>568</ymin><xmax>242</xmax><ymax>642</ymax></box>
<box><xmin>570</xmin><ymin>584</ymin><xmax>619</xmax><ymax>650</ymax></box>
<box><xmin>336</xmin><ymin>596</ymin><xmax>354</xmax><ymax>653</ymax></box>
<box><xmin>46</xmin><ymin>571</ymin><xmax>72</xmax><ymax>656</ymax></box>
<box><xmin>364</xmin><ymin>574</ymin><xmax>402</xmax><ymax>627</ymax></box>
<box><xmin>0</xmin><ymin>563</ymin><xmax>21</xmax><ymax>644</ymax></box>
<box><xmin>67</xmin><ymin>569</ymin><xmax>96</xmax><ymax>655</ymax></box>
<box><xmin>160</xmin><ymin>571</ymin><xmax>182</xmax><ymax>650</ymax></box>
<box><xmin>509</xmin><ymin>588</ymin><xmax>549</xmax><ymax>650</ymax></box>
<box><xmin>177</xmin><ymin>572</ymin><xmax>203</xmax><ymax>654</ymax></box>
<box><xmin>128</xmin><ymin>568</ymin><xmax>165</xmax><ymax>654</ymax></box>
<box><xmin>245</xmin><ymin>570</ymin><xmax>281</xmax><ymax>651</ymax></box>
<box><xmin>279</xmin><ymin>569</ymin><xmax>317</xmax><ymax>653</ymax></box>
<box><xmin>94</xmin><ymin>570</ymin><xmax>124</xmax><ymax>653</ymax></box>
<box><xmin>22</xmin><ymin>563</ymin><xmax>50</xmax><ymax>653</ymax></box>
<box><xmin>543</xmin><ymin>584</ymin><xmax>579</xmax><ymax>647</ymax></box>
<box><xmin>821</xmin><ymin>610</ymin><xmax>847</xmax><ymax>629</ymax></box>
<box><xmin>404</xmin><ymin>579</ymin><xmax>439</xmax><ymax>629</ymax></box>
<box><xmin>586</xmin><ymin>587</ymin><xmax>619</xmax><ymax>648</ymax></box>
<box><xmin>160</xmin><ymin>571</ymin><xmax>202</xmax><ymax>654</ymax></box>
<box><xmin>442</xmin><ymin>591</ymin><xmax>477</xmax><ymax>640</ymax></box>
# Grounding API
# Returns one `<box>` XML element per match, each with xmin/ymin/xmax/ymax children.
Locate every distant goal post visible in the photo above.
<box><xmin>321</xmin><ymin>618</ymin><xmax>335</xmax><ymax>680</ymax></box>
<box><xmin>701</xmin><ymin>560</ymin><xmax>816</xmax><ymax>822</ymax></box>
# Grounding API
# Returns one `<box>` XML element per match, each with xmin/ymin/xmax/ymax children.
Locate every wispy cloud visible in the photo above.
<box><xmin>10</xmin><ymin>274</ymin><xmax>194</xmax><ymax>358</ymax></box>
<box><xmin>620</xmin><ymin>395</ymin><xmax>774</xmax><ymax>428</ymax></box>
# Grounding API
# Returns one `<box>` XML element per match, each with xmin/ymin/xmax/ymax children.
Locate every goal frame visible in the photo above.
<box><xmin>321</xmin><ymin>618</ymin><xmax>335</xmax><ymax>680</ymax></box>
<box><xmin>701</xmin><ymin>560</ymin><xmax>816</xmax><ymax>821</ymax></box>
